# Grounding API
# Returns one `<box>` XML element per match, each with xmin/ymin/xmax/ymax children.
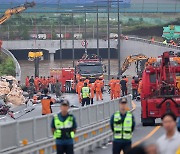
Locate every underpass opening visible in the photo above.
<box><xmin>55</xmin><ymin>48</ymin><xmax>118</xmax><ymax>59</ymax></box>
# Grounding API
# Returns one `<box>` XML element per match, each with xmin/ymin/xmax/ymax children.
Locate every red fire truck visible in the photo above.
<box><xmin>50</xmin><ymin>54</ymin><xmax>106</xmax><ymax>93</ymax></box>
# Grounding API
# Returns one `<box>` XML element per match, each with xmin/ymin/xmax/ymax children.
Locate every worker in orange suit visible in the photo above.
<box><xmin>34</xmin><ymin>76</ymin><xmax>40</xmax><ymax>92</ymax></box>
<box><xmin>88</xmin><ymin>82</ymin><xmax>95</xmax><ymax>104</ymax></box>
<box><xmin>38</xmin><ymin>88</ymin><xmax>54</xmax><ymax>115</ymax></box>
<box><xmin>76</xmin><ymin>79</ymin><xmax>84</xmax><ymax>103</ymax></box>
<box><xmin>109</xmin><ymin>77</ymin><xmax>116</xmax><ymax>100</ymax></box>
<box><xmin>42</xmin><ymin>76</ymin><xmax>47</xmax><ymax>91</ymax></box>
<box><xmin>131</xmin><ymin>76</ymin><xmax>139</xmax><ymax>100</ymax></box>
<box><xmin>25</xmin><ymin>76</ymin><xmax>30</xmax><ymax>88</ymax></box>
<box><xmin>84</xmin><ymin>77</ymin><xmax>90</xmax><ymax>85</ymax></box>
<box><xmin>138</xmin><ymin>78</ymin><xmax>142</xmax><ymax>95</ymax></box>
<box><xmin>95</xmin><ymin>78</ymin><xmax>103</xmax><ymax>101</ymax></box>
<box><xmin>114</xmin><ymin>77</ymin><xmax>121</xmax><ymax>99</ymax></box>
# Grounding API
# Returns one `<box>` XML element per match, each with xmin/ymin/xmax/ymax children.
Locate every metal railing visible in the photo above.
<box><xmin>127</xmin><ymin>36</ymin><xmax>180</xmax><ymax>51</ymax></box>
<box><xmin>0</xmin><ymin>95</ymin><xmax>133</xmax><ymax>154</ymax></box>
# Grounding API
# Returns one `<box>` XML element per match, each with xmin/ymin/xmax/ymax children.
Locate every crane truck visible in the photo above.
<box><xmin>140</xmin><ymin>51</ymin><xmax>180</xmax><ymax>126</ymax></box>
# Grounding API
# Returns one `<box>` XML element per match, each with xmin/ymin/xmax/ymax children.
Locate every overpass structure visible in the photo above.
<box><xmin>2</xmin><ymin>37</ymin><xmax>180</xmax><ymax>62</ymax></box>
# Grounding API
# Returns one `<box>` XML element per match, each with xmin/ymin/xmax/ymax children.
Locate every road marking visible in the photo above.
<box><xmin>132</xmin><ymin>126</ymin><xmax>161</xmax><ymax>148</ymax></box>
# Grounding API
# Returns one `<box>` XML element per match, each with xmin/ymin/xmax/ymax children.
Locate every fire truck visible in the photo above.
<box><xmin>50</xmin><ymin>54</ymin><xmax>105</xmax><ymax>93</ymax></box>
<box><xmin>140</xmin><ymin>51</ymin><xmax>180</xmax><ymax>126</ymax></box>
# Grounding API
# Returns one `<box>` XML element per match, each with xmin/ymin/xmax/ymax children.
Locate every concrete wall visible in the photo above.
<box><xmin>2</xmin><ymin>39</ymin><xmax>118</xmax><ymax>53</ymax></box>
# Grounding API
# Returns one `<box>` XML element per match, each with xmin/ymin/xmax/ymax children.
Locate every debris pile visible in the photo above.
<box><xmin>0</xmin><ymin>76</ymin><xmax>25</xmax><ymax>107</ymax></box>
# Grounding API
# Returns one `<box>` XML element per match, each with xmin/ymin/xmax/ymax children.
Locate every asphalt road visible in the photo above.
<box><xmin>0</xmin><ymin>91</ymin><xmax>165</xmax><ymax>154</ymax></box>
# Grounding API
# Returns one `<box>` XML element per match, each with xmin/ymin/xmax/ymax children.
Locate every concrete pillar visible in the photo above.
<box><xmin>49</xmin><ymin>53</ymin><xmax>55</xmax><ymax>62</ymax></box>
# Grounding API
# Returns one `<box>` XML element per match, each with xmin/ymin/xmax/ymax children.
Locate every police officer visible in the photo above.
<box><xmin>51</xmin><ymin>99</ymin><xmax>77</xmax><ymax>154</ymax></box>
<box><xmin>81</xmin><ymin>82</ymin><xmax>90</xmax><ymax>106</ymax></box>
<box><xmin>110</xmin><ymin>98</ymin><xmax>135</xmax><ymax>154</ymax></box>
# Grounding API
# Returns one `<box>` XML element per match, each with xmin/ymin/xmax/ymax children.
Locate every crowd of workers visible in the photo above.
<box><xmin>76</xmin><ymin>77</ymin><xmax>104</xmax><ymax>106</ymax></box>
<box><xmin>25</xmin><ymin>75</ymin><xmax>62</xmax><ymax>98</ymax></box>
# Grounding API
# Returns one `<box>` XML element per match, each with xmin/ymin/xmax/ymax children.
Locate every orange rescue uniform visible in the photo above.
<box><xmin>114</xmin><ymin>79</ymin><xmax>121</xmax><ymax>99</ymax></box>
<box><xmin>95</xmin><ymin>79</ymin><xmax>103</xmax><ymax>101</ymax></box>
<box><xmin>109</xmin><ymin>79</ymin><xmax>116</xmax><ymax>100</ymax></box>
<box><xmin>34</xmin><ymin>77</ymin><xmax>40</xmax><ymax>91</ymax></box>
<box><xmin>25</xmin><ymin>77</ymin><xmax>30</xmax><ymax>88</ymax></box>
<box><xmin>76</xmin><ymin>81</ymin><xmax>84</xmax><ymax>103</ymax></box>
<box><xmin>39</xmin><ymin>95</ymin><xmax>54</xmax><ymax>115</ymax></box>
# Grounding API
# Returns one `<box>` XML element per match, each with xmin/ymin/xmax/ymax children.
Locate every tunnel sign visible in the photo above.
<box><xmin>81</xmin><ymin>40</ymin><xmax>88</xmax><ymax>47</ymax></box>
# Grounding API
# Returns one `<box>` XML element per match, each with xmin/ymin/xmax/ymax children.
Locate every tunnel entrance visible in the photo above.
<box><xmin>9</xmin><ymin>48</ymin><xmax>117</xmax><ymax>60</ymax></box>
<box><xmin>55</xmin><ymin>48</ymin><xmax>118</xmax><ymax>60</ymax></box>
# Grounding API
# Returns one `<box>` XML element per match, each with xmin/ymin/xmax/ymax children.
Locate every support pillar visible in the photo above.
<box><xmin>50</xmin><ymin>53</ymin><xmax>55</xmax><ymax>62</ymax></box>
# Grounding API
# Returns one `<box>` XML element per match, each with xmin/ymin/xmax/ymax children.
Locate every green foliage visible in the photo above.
<box><xmin>0</xmin><ymin>53</ymin><xmax>16</xmax><ymax>76</ymax></box>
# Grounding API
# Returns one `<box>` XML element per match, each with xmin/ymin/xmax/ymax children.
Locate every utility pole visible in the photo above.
<box><xmin>118</xmin><ymin>0</ymin><xmax>121</xmax><ymax>76</ymax></box>
<box><xmin>107</xmin><ymin>0</ymin><xmax>111</xmax><ymax>80</ymax></box>
<box><xmin>72</xmin><ymin>12</ymin><xmax>75</xmax><ymax>67</ymax></box>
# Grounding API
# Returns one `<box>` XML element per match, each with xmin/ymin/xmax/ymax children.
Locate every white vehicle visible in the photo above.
<box><xmin>56</xmin><ymin>34</ymin><xmax>64</xmax><ymax>39</ymax></box>
<box><xmin>38</xmin><ymin>34</ymin><xmax>47</xmax><ymax>40</ymax></box>
<box><xmin>74</xmin><ymin>33</ymin><xmax>82</xmax><ymax>39</ymax></box>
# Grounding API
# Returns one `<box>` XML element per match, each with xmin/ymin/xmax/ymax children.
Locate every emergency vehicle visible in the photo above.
<box><xmin>50</xmin><ymin>54</ymin><xmax>106</xmax><ymax>93</ymax></box>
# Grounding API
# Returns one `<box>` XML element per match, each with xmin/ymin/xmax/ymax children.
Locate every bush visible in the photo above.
<box><xmin>0</xmin><ymin>53</ymin><xmax>16</xmax><ymax>76</ymax></box>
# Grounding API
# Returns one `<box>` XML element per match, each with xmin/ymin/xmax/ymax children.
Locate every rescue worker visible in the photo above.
<box><xmin>88</xmin><ymin>82</ymin><xmax>95</xmax><ymax>104</ymax></box>
<box><xmin>114</xmin><ymin>77</ymin><xmax>121</xmax><ymax>99</ymax></box>
<box><xmin>151</xmin><ymin>37</ymin><xmax>155</xmax><ymax>43</ymax></box>
<box><xmin>42</xmin><ymin>76</ymin><xmax>47</xmax><ymax>91</ymax></box>
<box><xmin>138</xmin><ymin>78</ymin><xmax>142</xmax><ymax>95</ymax></box>
<box><xmin>84</xmin><ymin>77</ymin><xmax>90</xmax><ymax>85</ymax></box>
<box><xmin>50</xmin><ymin>76</ymin><xmax>56</xmax><ymax>93</ymax></box>
<box><xmin>81</xmin><ymin>82</ymin><xmax>90</xmax><ymax>106</ymax></box>
<box><xmin>28</xmin><ymin>82</ymin><xmax>35</xmax><ymax>99</ymax></box>
<box><xmin>95</xmin><ymin>78</ymin><xmax>103</xmax><ymax>101</ymax></box>
<box><xmin>54</xmin><ymin>80</ymin><xmax>62</xmax><ymax>98</ymax></box>
<box><xmin>120</xmin><ymin>76</ymin><xmax>128</xmax><ymax>96</ymax></box>
<box><xmin>110</xmin><ymin>98</ymin><xmax>135</xmax><ymax>154</ymax></box>
<box><xmin>163</xmin><ymin>40</ymin><xmax>168</xmax><ymax>45</ymax></box>
<box><xmin>76</xmin><ymin>79</ymin><xmax>84</xmax><ymax>103</ymax></box>
<box><xmin>131</xmin><ymin>76</ymin><xmax>139</xmax><ymax>100</ymax></box>
<box><xmin>25</xmin><ymin>76</ymin><xmax>30</xmax><ymax>89</ymax></box>
<box><xmin>124</xmin><ymin>76</ymin><xmax>128</xmax><ymax>95</ymax></box>
<box><xmin>51</xmin><ymin>99</ymin><xmax>77</xmax><ymax>154</ymax></box>
<box><xmin>109</xmin><ymin>77</ymin><xmax>116</xmax><ymax>100</ymax></box>
<box><xmin>29</xmin><ymin>76</ymin><xmax>34</xmax><ymax>84</ymax></box>
<box><xmin>34</xmin><ymin>76</ymin><xmax>40</xmax><ymax>92</ymax></box>
<box><xmin>39</xmin><ymin>88</ymin><xmax>54</xmax><ymax>115</ymax></box>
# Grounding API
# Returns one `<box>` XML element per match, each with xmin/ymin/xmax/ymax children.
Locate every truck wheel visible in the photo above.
<box><xmin>141</xmin><ymin>118</ymin><xmax>155</xmax><ymax>126</ymax></box>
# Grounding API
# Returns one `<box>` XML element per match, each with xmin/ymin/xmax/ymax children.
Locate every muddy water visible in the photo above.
<box><xmin>19</xmin><ymin>59</ymin><xmax>136</xmax><ymax>83</ymax></box>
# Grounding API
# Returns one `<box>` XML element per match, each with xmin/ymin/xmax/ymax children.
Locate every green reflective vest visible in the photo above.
<box><xmin>53</xmin><ymin>114</ymin><xmax>75</xmax><ymax>139</ymax></box>
<box><xmin>113</xmin><ymin>111</ymin><xmax>133</xmax><ymax>140</ymax></box>
<box><xmin>81</xmin><ymin>87</ymin><xmax>90</xmax><ymax>98</ymax></box>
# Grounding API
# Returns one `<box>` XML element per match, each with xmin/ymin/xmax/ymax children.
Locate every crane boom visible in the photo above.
<box><xmin>0</xmin><ymin>2</ymin><xmax>35</xmax><ymax>25</ymax></box>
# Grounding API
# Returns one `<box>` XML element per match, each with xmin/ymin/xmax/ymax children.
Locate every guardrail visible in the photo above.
<box><xmin>0</xmin><ymin>95</ymin><xmax>133</xmax><ymax>154</ymax></box>
<box><xmin>127</xmin><ymin>36</ymin><xmax>180</xmax><ymax>50</ymax></box>
<box><xmin>1</xmin><ymin>47</ymin><xmax>21</xmax><ymax>81</ymax></box>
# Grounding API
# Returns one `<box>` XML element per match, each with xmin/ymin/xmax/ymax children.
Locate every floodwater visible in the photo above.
<box><xmin>19</xmin><ymin>59</ymin><xmax>136</xmax><ymax>83</ymax></box>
